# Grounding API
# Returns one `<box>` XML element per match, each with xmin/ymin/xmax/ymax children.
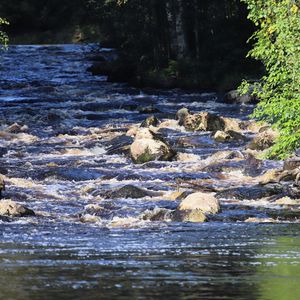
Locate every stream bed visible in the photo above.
<box><xmin>0</xmin><ymin>44</ymin><xmax>299</xmax><ymax>300</ymax></box>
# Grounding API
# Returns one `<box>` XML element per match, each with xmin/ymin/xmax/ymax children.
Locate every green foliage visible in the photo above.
<box><xmin>0</xmin><ymin>17</ymin><xmax>9</xmax><ymax>49</ymax></box>
<box><xmin>240</xmin><ymin>0</ymin><xmax>300</xmax><ymax>159</ymax></box>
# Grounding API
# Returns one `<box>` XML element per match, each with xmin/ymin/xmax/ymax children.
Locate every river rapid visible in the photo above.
<box><xmin>0</xmin><ymin>44</ymin><xmax>299</xmax><ymax>300</ymax></box>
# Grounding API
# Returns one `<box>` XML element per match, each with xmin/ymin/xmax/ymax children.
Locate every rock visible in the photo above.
<box><xmin>6</xmin><ymin>123</ymin><xmax>28</xmax><ymax>134</ymax></box>
<box><xmin>0</xmin><ymin>200</ymin><xmax>35</xmax><ymax>217</ymax></box>
<box><xmin>275</xmin><ymin>197</ymin><xmax>300</xmax><ymax>206</ymax></box>
<box><xmin>213</xmin><ymin>131</ymin><xmax>231</xmax><ymax>142</ymax></box>
<box><xmin>213</xmin><ymin>130</ymin><xmax>246</xmax><ymax>143</ymax></box>
<box><xmin>105</xmin><ymin>135</ymin><xmax>133</xmax><ymax>155</ymax></box>
<box><xmin>176</xmin><ymin>108</ymin><xmax>225</xmax><ymax>132</ymax></box>
<box><xmin>165</xmin><ymin>190</ymin><xmax>189</xmax><ymax>201</ymax></box>
<box><xmin>142</xmin><ymin>208</ymin><xmax>173</xmax><ymax>221</ymax></box>
<box><xmin>158</xmin><ymin>120</ymin><xmax>182</xmax><ymax>130</ymax></box>
<box><xmin>216</xmin><ymin>184</ymin><xmax>283</xmax><ymax>200</ymax></box>
<box><xmin>242</xmin><ymin>154</ymin><xmax>264</xmax><ymax>177</ymax></box>
<box><xmin>126</xmin><ymin>126</ymin><xmax>139</xmax><ymax>137</ymax></box>
<box><xmin>172</xmin><ymin>209</ymin><xmax>207</xmax><ymax>223</ymax></box>
<box><xmin>176</xmin><ymin>152</ymin><xmax>200</xmax><ymax>162</ymax></box>
<box><xmin>223</xmin><ymin>89</ymin><xmax>258</xmax><ymax>104</ymax></box>
<box><xmin>0</xmin><ymin>175</ymin><xmax>5</xmax><ymax>198</ymax></box>
<box><xmin>247</xmin><ymin>129</ymin><xmax>279</xmax><ymax>151</ymax></box>
<box><xmin>178</xmin><ymin>192</ymin><xmax>220</xmax><ymax>214</ymax></box>
<box><xmin>283</xmin><ymin>158</ymin><xmax>300</xmax><ymax>171</ymax></box>
<box><xmin>202</xmin><ymin>161</ymin><xmax>244</xmax><ymax>173</ymax></box>
<box><xmin>176</xmin><ymin>107</ymin><xmax>190</xmax><ymax>126</ymax></box>
<box><xmin>259</xmin><ymin>169</ymin><xmax>282</xmax><ymax>184</ymax></box>
<box><xmin>140</xmin><ymin>115</ymin><xmax>160</xmax><ymax>128</ymax></box>
<box><xmin>87</xmin><ymin>62</ymin><xmax>112</xmax><ymax>76</ymax></box>
<box><xmin>130</xmin><ymin>129</ymin><xmax>175</xmax><ymax>163</ymax></box>
<box><xmin>222</xmin><ymin>117</ymin><xmax>243</xmax><ymax>131</ymax></box>
<box><xmin>206</xmin><ymin>150</ymin><xmax>244</xmax><ymax>162</ymax></box>
<box><xmin>105</xmin><ymin>185</ymin><xmax>160</xmax><ymax>199</ymax></box>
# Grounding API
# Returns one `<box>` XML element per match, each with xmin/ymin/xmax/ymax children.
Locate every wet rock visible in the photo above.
<box><xmin>6</xmin><ymin>123</ymin><xmax>28</xmax><ymax>134</ymax></box>
<box><xmin>267</xmin><ymin>209</ymin><xmax>300</xmax><ymax>221</ymax></box>
<box><xmin>202</xmin><ymin>161</ymin><xmax>244</xmax><ymax>173</ymax></box>
<box><xmin>178</xmin><ymin>192</ymin><xmax>220</xmax><ymax>214</ymax></box>
<box><xmin>172</xmin><ymin>209</ymin><xmax>207</xmax><ymax>223</ymax></box>
<box><xmin>142</xmin><ymin>207</ymin><xmax>173</xmax><ymax>221</ymax></box>
<box><xmin>247</xmin><ymin>129</ymin><xmax>279</xmax><ymax>151</ymax></box>
<box><xmin>176</xmin><ymin>152</ymin><xmax>200</xmax><ymax>162</ymax></box>
<box><xmin>176</xmin><ymin>107</ymin><xmax>190</xmax><ymax>126</ymax></box>
<box><xmin>130</xmin><ymin>128</ymin><xmax>175</xmax><ymax>164</ymax></box>
<box><xmin>283</xmin><ymin>158</ymin><xmax>300</xmax><ymax>171</ymax></box>
<box><xmin>216</xmin><ymin>184</ymin><xmax>283</xmax><ymax>200</ymax></box>
<box><xmin>105</xmin><ymin>135</ymin><xmax>133</xmax><ymax>155</ymax></box>
<box><xmin>177</xmin><ymin>135</ymin><xmax>216</xmax><ymax>149</ymax></box>
<box><xmin>0</xmin><ymin>200</ymin><xmax>35</xmax><ymax>217</ymax></box>
<box><xmin>158</xmin><ymin>120</ymin><xmax>181</xmax><ymax>130</ymax></box>
<box><xmin>207</xmin><ymin>150</ymin><xmax>244</xmax><ymax>161</ymax></box>
<box><xmin>165</xmin><ymin>190</ymin><xmax>189</xmax><ymax>201</ymax></box>
<box><xmin>80</xmin><ymin>214</ymin><xmax>101</xmax><ymax>223</ymax></box>
<box><xmin>126</xmin><ymin>126</ymin><xmax>139</xmax><ymax>137</ymax></box>
<box><xmin>176</xmin><ymin>108</ymin><xmax>225</xmax><ymax>132</ymax></box>
<box><xmin>222</xmin><ymin>117</ymin><xmax>243</xmax><ymax>131</ymax></box>
<box><xmin>259</xmin><ymin>169</ymin><xmax>282</xmax><ymax>184</ymax></box>
<box><xmin>140</xmin><ymin>115</ymin><xmax>160</xmax><ymax>128</ymax></box>
<box><xmin>105</xmin><ymin>185</ymin><xmax>159</xmax><ymax>199</ymax></box>
<box><xmin>0</xmin><ymin>215</ymin><xmax>10</xmax><ymax>222</ymax></box>
<box><xmin>223</xmin><ymin>89</ymin><xmax>258</xmax><ymax>104</ymax></box>
<box><xmin>242</xmin><ymin>154</ymin><xmax>264</xmax><ymax>177</ymax></box>
<box><xmin>214</xmin><ymin>130</ymin><xmax>247</xmax><ymax>143</ymax></box>
<box><xmin>0</xmin><ymin>175</ymin><xmax>5</xmax><ymax>198</ymax></box>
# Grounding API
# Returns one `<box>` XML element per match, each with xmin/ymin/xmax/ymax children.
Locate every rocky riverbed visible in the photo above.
<box><xmin>0</xmin><ymin>45</ymin><xmax>299</xmax><ymax>300</ymax></box>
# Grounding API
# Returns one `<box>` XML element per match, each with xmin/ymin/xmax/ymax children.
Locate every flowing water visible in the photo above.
<box><xmin>0</xmin><ymin>45</ymin><xmax>299</xmax><ymax>300</ymax></box>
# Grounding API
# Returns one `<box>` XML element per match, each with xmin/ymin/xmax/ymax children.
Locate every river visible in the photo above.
<box><xmin>0</xmin><ymin>44</ymin><xmax>299</xmax><ymax>300</ymax></box>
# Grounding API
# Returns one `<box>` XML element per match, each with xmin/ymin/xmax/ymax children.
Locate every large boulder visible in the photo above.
<box><xmin>223</xmin><ymin>89</ymin><xmax>258</xmax><ymax>104</ymax></box>
<box><xmin>283</xmin><ymin>158</ymin><xmax>300</xmax><ymax>171</ymax></box>
<box><xmin>130</xmin><ymin>128</ymin><xmax>175</xmax><ymax>164</ymax></box>
<box><xmin>176</xmin><ymin>108</ymin><xmax>225</xmax><ymax>132</ymax></box>
<box><xmin>0</xmin><ymin>200</ymin><xmax>35</xmax><ymax>217</ymax></box>
<box><xmin>178</xmin><ymin>192</ymin><xmax>220</xmax><ymax>214</ymax></box>
<box><xmin>247</xmin><ymin>129</ymin><xmax>278</xmax><ymax>151</ymax></box>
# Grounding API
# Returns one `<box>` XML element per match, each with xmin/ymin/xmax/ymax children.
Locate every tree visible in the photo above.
<box><xmin>0</xmin><ymin>18</ymin><xmax>9</xmax><ymax>49</ymax></box>
<box><xmin>240</xmin><ymin>0</ymin><xmax>300</xmax><ymax>159</ymax></box>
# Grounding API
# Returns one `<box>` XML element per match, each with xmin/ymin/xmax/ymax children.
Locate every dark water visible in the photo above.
<box><xmin>0</xmin><ymin>45</ymin><xmax>299</xmax><ymax>300</ymax></box>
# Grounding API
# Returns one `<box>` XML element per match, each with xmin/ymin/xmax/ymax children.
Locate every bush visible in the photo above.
<box><xmin>0</xmin><ymin>18</ymin><xmax>9</xmax><ymax>49</ymax></box>
<box><xmin>240</xmin><ymin>0</ymin><xmax>300</xmax><ymax>159</ymax></box>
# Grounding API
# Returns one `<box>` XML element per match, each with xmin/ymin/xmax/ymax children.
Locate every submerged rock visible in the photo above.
<box><xmin>216</xmin><ymin>184</ymin><xmax>283</xmax><ymax>200</ymax></box>
<box><xmin>245</xmin><ymin>217</ymin><xmax>278</xmax><ymax>223</ymax></box>
<box><xmin>0</xmin><ymin>200</ymin><xmax>35</xmax><ymax>217</ymax></box>
<box><xmin>105</xmin><ymin>185</ymin><xmax>160</xmax><ymax>199</ymax></box>
<box><xmin>6</xmin><ymin>123</ymin><xmax>28</xmax><ymax>134</ymax></box>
